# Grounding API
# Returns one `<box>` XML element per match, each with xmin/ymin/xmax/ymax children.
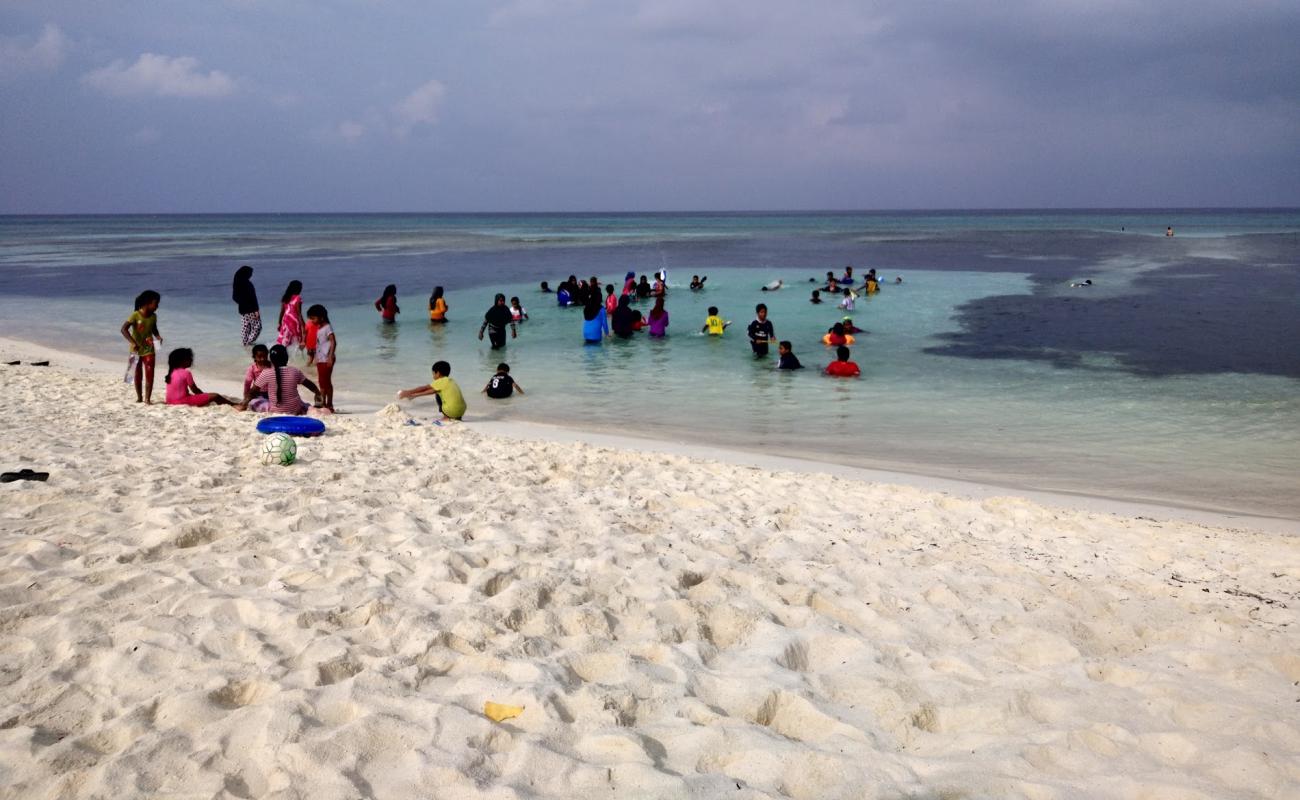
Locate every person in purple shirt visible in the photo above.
<box><xmin>647</xmin><ymin>297</ymin><xmax>669</xmax><ymax>337</ymax></box>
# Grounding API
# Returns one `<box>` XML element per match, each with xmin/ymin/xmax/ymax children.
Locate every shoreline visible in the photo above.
<box><xmin>3</xmin><ymin>334</ymin><xmax>1295</xmax><ymax>535</ymax></box>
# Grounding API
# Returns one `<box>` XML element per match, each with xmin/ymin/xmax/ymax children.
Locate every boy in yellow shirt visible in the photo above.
<box><xmin>700</xmin><ymin>306</ymin><xmax>731</xmax><ymax>336</ymax></box>
<box><xmin>398</xmin><ymin>360</ymin><xmax>466</xmax><ymax>421</ymax></box>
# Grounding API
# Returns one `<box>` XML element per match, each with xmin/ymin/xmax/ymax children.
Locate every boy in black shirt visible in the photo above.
<box><xmin>747</xmin><ymin>303</ymin><xmax>774</xmax><ymax>357</ymax></box>
<box><xmin>483</xmin><ymin>363</ymin><xmax>525</xmax><ymax>398</ymax></box>
<box><xmin>777</xmin><ymin>341</ymin><xmax>802</xmax><ymax>370</ymax></box>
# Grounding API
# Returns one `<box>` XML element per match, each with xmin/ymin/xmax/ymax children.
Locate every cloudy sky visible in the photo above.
<box><xmin>2</xmin><ymin>1</ymin><xmax>1298</xmax><ymax>212</ymax></box>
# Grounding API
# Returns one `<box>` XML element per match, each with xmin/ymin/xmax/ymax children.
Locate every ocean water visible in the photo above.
<box><xmin>1</xmin><ymin>210</ymin><xmax>1298</xmax><ymax>518</ymax></box>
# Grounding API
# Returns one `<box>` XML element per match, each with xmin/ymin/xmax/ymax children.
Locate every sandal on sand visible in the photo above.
<box><xmin>29</xmin><ymin>361</ymin><xmax>49</xmax><ymax>367</ymax></box>
<box><xmin>1</xmin><ymin>469</ymin><xmax>49</xmax><ymax>483</ymax></box>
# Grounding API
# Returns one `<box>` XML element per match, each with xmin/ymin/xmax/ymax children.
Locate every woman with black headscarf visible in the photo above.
<box><xmin>478</xmin><ymin>293</ymin><xmax>517</xmax><ymax>349</ymax></box>
<box><xmin>232</xmin><ymin>265</ymin><xmax>260</xmax><ymax>345</ymax></box>
<box><xmin>611</xmin><ymin>294</ymin><xmax>636</xmax><ymax>338</ymax></box>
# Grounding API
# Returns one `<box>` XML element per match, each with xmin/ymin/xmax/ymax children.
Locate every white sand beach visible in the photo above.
<box><xmin>1</xmin><ymin>346</ymin><xmax>1298</xmax><ymax>799</ymax></box>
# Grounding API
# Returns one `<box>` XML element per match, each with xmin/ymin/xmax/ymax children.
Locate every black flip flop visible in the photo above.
<box><xmin>29</xmin><ymin>361</ymin><xmax>49</xmax><ymax>367</ymax></box>
<box><xmin>4</xmin><ymin>361</ymin><xmax>18</xmax><ymax>366</ymax></box>
<box><xmin>1</xmin><ymin>469</ymin><xmax>49</xmax><ymax>483</ymax></box>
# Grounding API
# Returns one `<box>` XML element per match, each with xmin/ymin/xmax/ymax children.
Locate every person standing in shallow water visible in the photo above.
<box><xmin>232</xmin><ymin>265</ymin><xmax>260</xmax><ymax>346</ymax></box>
<box><xmin>478</xmin><ymin>293</ymin><xmax>517</xmax><ymax>349</ymax></box>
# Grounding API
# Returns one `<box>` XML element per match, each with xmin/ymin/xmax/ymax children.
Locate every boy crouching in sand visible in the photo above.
<box><xmin>398</xmin><ymin>360</ymin><xmax>466</xmax><ymax>421</ymax></box>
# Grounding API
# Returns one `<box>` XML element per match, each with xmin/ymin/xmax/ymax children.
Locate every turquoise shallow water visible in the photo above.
<box><xmin>3</xmin><ymin>265</ymin><xmax>1297</xmax><ymax>518</ymax></box>
<box><xmin>1</xmin><ymin>211</ymin><xmax>1297</xmax><ymax>517</ymax></box>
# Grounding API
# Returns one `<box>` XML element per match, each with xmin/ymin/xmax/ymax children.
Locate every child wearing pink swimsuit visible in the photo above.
<box><xmin>164</xmin><ymin>349</ymin><xmax>235</xmax><ymax>407</ymax></box>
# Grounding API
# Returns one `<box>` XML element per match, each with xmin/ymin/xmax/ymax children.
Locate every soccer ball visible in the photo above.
<box><xmin>260</xmin><ymin>433</ymin><xmax>297</xmax><ymax>466</ymax></box>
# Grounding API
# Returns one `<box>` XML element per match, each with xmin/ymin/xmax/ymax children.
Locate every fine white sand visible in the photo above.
<box><xmin>1</xmin><ymin>350</ymin><xmax>1298</xmax><ymax>799</ymax></box>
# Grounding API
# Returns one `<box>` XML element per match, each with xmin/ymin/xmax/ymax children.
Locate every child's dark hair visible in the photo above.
<box><xmin>605</xmin><ymin>284</ymin><xmax>615</xmax><ymax>293</ymax></box>
<box><xmin>165</xmin><ymin>348</ymin><xmax>192</xmax><ymax>385</ymax></box>
<box><xmin>306</xmin><ymin>304</ymin><xmax>329</xmax><ymax>323</ymax></box>
<box><xmin>380</xmin><ymin>284</ymin><xmax>397</xmax><ymax>299</ymax></box>
<box><xmin>134</xmin><ymin>290</ymin><xmax>160</xmax><ymax>310</ymax></box>
<box><xmin>755</xmin><ymin>303</ymin><xmax>767</xmax><ymax>313</ymax></box>
<box><xmin>281</xmin><ymin>280</ymin><xmax>303</xmax><ymax>305</ymax></box>
<box><xmin>510</xmin><ymin>296</ymin><xmax>520</xmax><ymax>304</ymax></box>
<box><xmin>708</xmin><ymin>306</ymin><xmax>719</xmax><ymax>315</ymax></box>
<box><xmin>268</xmin><ymin>344</ymin><xmax>293</xmax><ymax>407</ymax></box>
<box><xmin>779</xmin><ymin>340</ymin><xmax>792</xmax><ymax>350</ymax></box>
<box><xmin>836</xmin><ymin>345</ymin><xmax>850</xmax><ymax>361</ymax></box>
<box><xmin>252</xmin><ymin>344</ymin><xmax>268</xmax><ymax>358</ymax></box>
<box><xmin>430</xmin><ymin>285</ymin><xmax>444</xmax><ymax>307</ymax></box>
<box><xmin>432</xmin><ymin>360</ymin><xmax>451</xmax><ymax>376</ymax></box>
<box><xmin>497</xmin><ymin>363</ymin><xmax>510</xmax><ymax>373</ymax></box>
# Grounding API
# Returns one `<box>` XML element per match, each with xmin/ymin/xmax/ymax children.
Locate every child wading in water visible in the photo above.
<box><xmin>121</xmin><ymin>290</ymin><xmax>163</xmax><ymax>404</ymax></box>
<box><xmin>483</xmin><ymin>363</ymin><xmax>525</xmax><ymax>398</ymax></box>
<box><xmin>306</xmin><ymin>304</ymin><xmax>336</xmax><ymax>411</ymax></box>
<box><xmin>163</xmin><ymin>348</ymin><xmax>236</xmax><ymax>407</ymax></box>
<box><xmin>375</xmin><ymin>284</ymin><xmax>399</xmax><ymax>322</ymax></box>
<box><xmin>398</xmin><ymin>360</ymin><xmax>466</xmax><ymax>421</ymax></box>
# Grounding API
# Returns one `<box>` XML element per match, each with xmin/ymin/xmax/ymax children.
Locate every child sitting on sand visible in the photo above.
<box><xmin>164</xmin><ymin>348</ymin><xmax>236</xmax><ymax>407</ymax></box>
<box><xmin>242</xmin><ymin>344</ymin><xmax>271</xmax><ymax>411</ymax></box>
<box><xmin>701</xmin><ymin>306</ymin><xmax>730</xmax><ymax>335</ymax></box>
<box><xmin>483</xmin><ymin>363</ymin><xmax>525</xmax><ymax>399</ymax></box>
<box><xmin>398</xmin><ymin>360</ymin><xmax>466</xmax><ymax>421</ymax></box>
<box><xmin>246</xmin><ymin>344</ymin><xmax>322</xmax><ymax>415</ymax></box>
<box><xmin>825</xmin><ymin>345</ymin><xmax>861</xmax><ymax>377</ymax></box>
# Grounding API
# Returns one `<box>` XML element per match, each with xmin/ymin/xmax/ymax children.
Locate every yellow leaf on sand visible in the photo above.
<box><xmin>484</xmin><ymin>701</ymin><xmax>525</xmax><ymax>722</ymax></box>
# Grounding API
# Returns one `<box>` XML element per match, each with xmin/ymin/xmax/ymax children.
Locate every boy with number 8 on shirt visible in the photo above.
<box><xmin>483</xmin><ymin>363</ymin><xmax>525</xmax><ymax>399</ymax></box>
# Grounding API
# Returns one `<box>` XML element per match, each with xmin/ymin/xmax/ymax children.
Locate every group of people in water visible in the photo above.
<box><xmin>120</xmin><ymin>262</ymin><xmax>892</xmax><ymax>419</ymax></box>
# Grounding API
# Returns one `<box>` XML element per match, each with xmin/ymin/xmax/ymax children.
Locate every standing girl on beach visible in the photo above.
<box><xmin>232</xmin><ymin>265</ymin><xmax>260</xmax><ymax>346</ymax></box>
<box><xmin>375</xmin><ymin>284</ymin><xmax>399</xmax><ymax>323</ymax></box>
<box><xmin>277</xmin><ymin>280</ymin><xmax>305</xmax><ymax>350</ymax></box>
<box><xmin>120</xmin><ymin>290</ymin><xmax>162</xmax><ymax>404</ymax></box>
<box><xmin>428</xmin><ymin>286</ymin><xmax>448</xmax><ymax>323</ymax></box>
<box><xmin>306</xmin><ymin>304</ymin><xmax>336</xmax><ymax>411</ymax></box>
<box><xmin>163</xmin><ymin>348</ymin><xmax>236</xmax><ymax>407</ymax></box>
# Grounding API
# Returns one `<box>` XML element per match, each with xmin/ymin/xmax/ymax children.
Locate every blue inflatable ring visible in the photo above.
<box><xmin>256</xmin><ymin>416</ymin><xmax>326</xmax><ymax>437</ymax></box>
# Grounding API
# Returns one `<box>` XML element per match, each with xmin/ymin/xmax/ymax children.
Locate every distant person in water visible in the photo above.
<box><xmin>823</xmin><ymin>322</ymin><xmax>855</xmax><ymax>347</ymax></box>
<box><xmin>748</xmin><ymin>303</ymin><xmax>774</xmax><ymax>356</ymax></box>
<box><xmin>582</xmin><ymin>296</ymin><xmax>610</xmax><ymax>343</ymax></box>
<box><xmin>428</xmin><ymin>286</ymin><xmax>448</xmax><ymax>323</ymax></box>
<box><xmin>539</xmin><ymin>281</ymin><xmax>551</xmax><ymax>293</ymax></box>
<box><xmin>232</xmin><ymin>265</ymin><xmax>260</xmax><ymax>346</ymax></box>
<box><xmin>556</xmin><ymin>283</ymin><xmax>573</xmax><ymax>307</ymax></box>
<box><xmin>121</xmin><ymin>289</ymin><xmax>162</xmax><ymax>404</ymax></box>
<box><xmin>636</xmin><ymin>275</ymin><xmax>652</xmax><ymax>299</ymax></box>
<box><xmin>810</xmin><ymin>289</ymin><xmax>822</xmax><ymax>305</ymax></box>
<box><xmin>895</xmin><ymin>276</ymin><xmax>903</xmax><ymax>284</ymax></box>
<box><xmin>647</xmin><ymin>296</ymin><xmax>669</xmax><ymax>337</ymax></box>
<box><xmin>821</xmin><ymin>277</ymin><xmax>840</xmax><ymax>293</ymax></box>
<box><xmin>825</xmin><ymin>345</ymin><xmax>861</xmax><ymax>377</ymax></box>
<box><xmin>777</xmin><ymin>341</ymin><xmax>803</xmax><ymax>370</ymax></box>
<box><xmin>690</xmin><ymin>275</ymin><xmax>707</xmax><ymax>290</ymax></box>
<box><xmin>840</xmin><ymin>266</ymin><xmax>855</xmax><ymax>284</ymax></box>
<box><xmin>605</xmin><ymin>283</ymin><xmax>618</xmax><ymax>317</ymax></box>
<box><xmin>1071</xmin><ymin>279</ymin><xmax>1093</xmax><ymax>288</ymax></box>
<box><xmin>612</xmin><ymin>295</ymin><xmax>637</xmax><ymax>338</ymax></box>
<box><xmin>702</xmin><ymin>306</ymin><xmax>730</xmax><ymax>335</ymax></box>
<box><xmin>510</xmin><ymin>296</ymin><xmax>528</xmax><ymax>322</ymax></box>
<box><xmin>761</xmin><ymin>279</ymin><xmax>783</xmax><ymax>292</ymax></box>
<box><xmin>483</xmin><ymin>363</ymin><xmax>524</xmax><ymax>398</ymax></box>
<box><xmin>838</xmin><ymin>288</ymin><xmax>856</xmax><ymax>311</ymax></box>
<box><xmin>375</xmin><ymin>284</ymin><xmax>399</xmax><ymax>322</ymax></box>
<box><xmin>1166</xmin><ymin>226</ymin><xmax>1175</xmax><ymax>237</ymax></box>
<box><xmin>841</xmin><ymin>316</ymin><xmax>862</xmax><ymax>334</ymax></box>
<box><xmin>478</xmin><ymin>294</ymin><xmax>517</xmax><ymax>349</ymax></box>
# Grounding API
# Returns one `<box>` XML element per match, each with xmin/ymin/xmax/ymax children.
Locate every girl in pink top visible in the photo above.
<box><xmin>164</xmin><ymin>349</ymin><xmax>235</xmax><ymax>407</ymax></box>
<box><xmin>277</xmin><ymin>280</ymin><xmax>304</xmax><ymax>348</ymax></box>
<box><xmin>242</xmin><ymin>344</ymin><xmax>272</xmax><ymax>411</ymax></box>
<box><xmin>247</xmin><ymin>344</ymin><xmax>321</xmax><ymax>415</ymax></box>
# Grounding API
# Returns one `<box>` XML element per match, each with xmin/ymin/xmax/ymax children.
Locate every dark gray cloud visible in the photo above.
<box><xmin>1</xmin><ymin>0</ymin><xmax>1297</xmax><ymax>212</ymax></box>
